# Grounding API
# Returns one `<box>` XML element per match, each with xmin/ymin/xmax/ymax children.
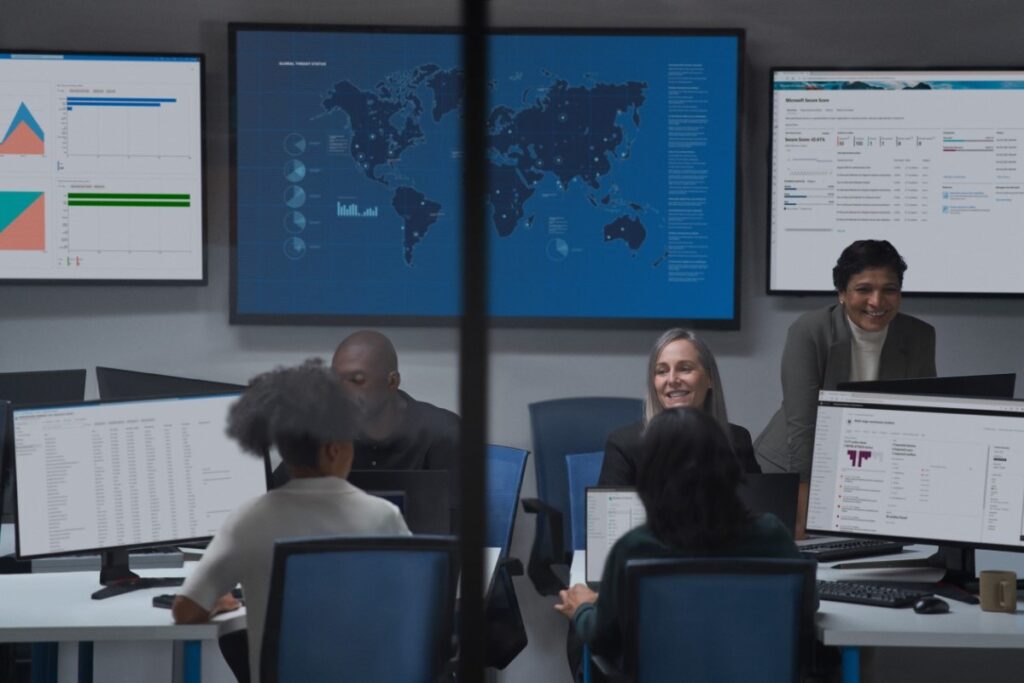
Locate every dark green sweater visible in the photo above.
<box><xmin>573</xmin><ymin>513</ymin><xmax>801</xmax><ymax>660</ymax></box>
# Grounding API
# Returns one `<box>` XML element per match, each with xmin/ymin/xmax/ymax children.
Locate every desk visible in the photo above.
<box><xmin>0</xmin><ymin>567</ymin><xmax>242</xmax><ymax>683</ymax></box>
<box><xmin>3</xmin><ymin>546</ymin><xmax>501</xmax><ymax>683</ymax></box>
<box><xmin>570</xmin><ymin>548</ymin><xmax>1024</xmax><ymax>683</ymax></box>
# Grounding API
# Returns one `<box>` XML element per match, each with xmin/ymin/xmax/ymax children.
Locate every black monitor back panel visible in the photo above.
<box><xmin>97</xmin><ymin>366</ymin><xmax>245</xmax><ymax>400</ymax></box>
<box><xmin>0</xmin><ymin>369</ymin><xmax>87</xmax><ymax>407</ymax></box>
<box><xmin>838</xmin><ymin>373</ymin><xmax>1015</xmax><ymax>400</ymax></box>
<box><xmin>347</xmin><ymin>469</ymin><xmax>449</xmax><ymax>535</ymax></box>
<box><xmin>0</xmin><ymin>371</ymin><xmax>87</xmax><ymax>522</ymax></box>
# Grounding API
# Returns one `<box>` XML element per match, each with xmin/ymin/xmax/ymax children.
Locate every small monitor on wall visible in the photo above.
<box><xmin>769</xmin><ymin>68</ymin><xmax>1024</xmax><ymax>296</ymax></box>
<box><xmin>0</xmin><ymin>51</ymin><xmax>206</xmax><ymax>283</ymax></box>
<box><xmin>230</xmin><ymin>25</ymin><xmax>743</xmax><ymax>328</ymax></box>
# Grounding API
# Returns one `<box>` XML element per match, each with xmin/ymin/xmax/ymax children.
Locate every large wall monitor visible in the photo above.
<box><xmin>770</xmin><ymin>69</ymin><xmax>1024</xmax><ymax>295</ymax></box>
<box><xmin>231</xmin><ymin>26</ymin><xmax>742</xmax><ymax>327</ymax></box>
<box><xmin>0</xmin><ymin>51</ymin><xmax>206</xmax><ymax>283</ymax></box>
<box><xmin>13</xmin><ymin>394</ymin><xmax>265</xmax><ymax>594</ymax></box>
<box><xmin>808</xmin><ymin>390</ymin><xmax>1024</xmax><ymax>553</ymax></box>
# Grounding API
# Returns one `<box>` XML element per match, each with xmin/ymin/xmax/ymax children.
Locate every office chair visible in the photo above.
<box><xmin>485</xmin><ymin>445</ymin><xmax>529</xmax><ymax>556</ymax></box>
<box><xmin>522</xmin><ymin>397</ymin><xmax>642</xmax><ymax>595</ymax></box>
<box><xmin>593</xmin><ymin>558</ymin><xmax>816</xmax><ymax>683</ymax></box>
<box><xmin>484</xmin><ymin>444</ymin><xmax>530</xmax><ymax>668</ymax></box>
<box><xmin>566</xmin><ymin>451</ymin><xmax>604</xmax><ymax>552</ymax></box>
<box><xmin>260</xmin><ymin>535</ymin><xmax>458</xmax><ymax>683</ymax></box>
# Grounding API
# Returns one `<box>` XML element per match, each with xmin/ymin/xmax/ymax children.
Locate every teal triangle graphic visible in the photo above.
<box><xmin>0</xmin><ymin>192</ymin><xmax>43</xmax><ymax>233</ymax></box>
<box><xmin>2</xmin><ymin>103</ymin><xmax>44</xmax><ymax>144</ymax></box>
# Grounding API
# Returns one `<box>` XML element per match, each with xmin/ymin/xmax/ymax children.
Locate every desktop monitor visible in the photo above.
<box><xmin>769</xmin><ymin>67</ymin><xmax>1024</xmax><ymax>296</ymax></box>
<box><xmin>807</xmin><ymin>390</ymin><xmax>1024</xmax><ymax>585</ymax></box>
<box><xmin>231</xmin><ymin>24</ymin><xmax>742</xmax><ymax>328</ymax></box>
<box><xmin>347</xmin><ymin>470</ymin><xmax>449</xmax><ymax>535</ymax></box>
<box><xmin>96</xmin><ymin>366</ymin><xmax>246</xmax><ymax>400</ymax></box>
<box><xmin>0</xmin><ymin>369</ymin><xmax>87</xmax><ymax>407</ymax></box>
<box><xmin>12</xmin><ymin>393</ymin><xmax>266</xmax><ymax>598</ymax></box>
<box><xmin>0</xmin><ymin>50</ymin><xmax>206</xmax><ymax>283</ymax></box>
<box><xmin>837</xmin><ymin>373</ymin><xmax>1015</xmax><ymax>399</ymax></box>
<box><xmin>0</xmin><ymin>401</ymin><xmax>10</xmax><ymax>540</ymax></box>
<box><xmin>0</xmin><ymin>369</ymin><xmax>87</xmax><ymax>523</ymax></box>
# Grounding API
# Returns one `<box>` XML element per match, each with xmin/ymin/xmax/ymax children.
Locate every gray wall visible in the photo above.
<box><xmin>3</xmin><ymin>1</ymin><xmax>1024</xmax><ymax>681</ymax></box>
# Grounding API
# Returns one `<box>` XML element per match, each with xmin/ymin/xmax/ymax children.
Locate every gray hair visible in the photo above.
<box><xmin>644</xmin><ymin>329</ymin><xmax>730</xmax><ymax>438</ymax></box>
<box><xmin>227</xmin><ymin>359</ymin><xmax>362</xmax><ymax>468</ymax></box>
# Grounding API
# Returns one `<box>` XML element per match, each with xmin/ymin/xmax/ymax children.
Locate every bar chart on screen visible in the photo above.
<box><xmin>63</xmin><ymin>188</ymin><xmax>192</xmax><ymax>254</ymax></box>
<box><xmin>60</xmin><ymin>86</ymin><xmax>193</xmax><ymax>160</ymax></box>
<box><xmin>0</xmin><ymin>53</ymin><xmax>204</xmax><ymax>281</ymax></box>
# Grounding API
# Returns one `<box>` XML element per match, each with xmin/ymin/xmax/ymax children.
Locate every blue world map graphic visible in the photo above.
<box><xmin>321</xmin><ymin>65</ymin><xmax>649</xmax><ymax>266</ymax></box>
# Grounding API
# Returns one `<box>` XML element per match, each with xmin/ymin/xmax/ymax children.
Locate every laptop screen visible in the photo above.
<box><xmin>585</xmin><ymin>487</ymin><xmax>647</xmax><ymax>584</ymax></box>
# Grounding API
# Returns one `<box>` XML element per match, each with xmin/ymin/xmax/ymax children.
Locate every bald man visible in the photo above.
<box><xmin>329</xmin><ymin>330</ymin><xmax>460</xmax><ymax>526</ymax></box>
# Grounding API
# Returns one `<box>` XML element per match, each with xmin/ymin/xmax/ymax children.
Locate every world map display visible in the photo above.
<box><xmin>232</xmin><ymin>30</ymin><xmax>740</xmax><ymax>324</ymax></box>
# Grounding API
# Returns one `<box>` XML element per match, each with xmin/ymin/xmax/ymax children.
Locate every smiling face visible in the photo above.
<box><xmin>840</xmin><ymin>267</ymin><xmax>902</xmax><ymax>332</ymax></box>
<box><xmin>652</xmin><ymin>339</ymin><xmax>712</xmax><ymax>412</ymax></box>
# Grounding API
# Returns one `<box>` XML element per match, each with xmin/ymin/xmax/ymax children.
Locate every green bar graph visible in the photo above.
<box><xmin>67</xmin><ymin>193</ymin><xmax>190</xmax><ymax>200</ymax></box>
<box><xmin>67</xmin><ymin>192</ymin><xmax>191</xmax><ymax>208</ymax></box>
<box><xmin>68</xmin><ymin>201</ymin><xmax>189</xmax><ymax>207</ymax></box>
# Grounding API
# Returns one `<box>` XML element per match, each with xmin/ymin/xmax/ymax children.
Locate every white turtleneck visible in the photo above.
<box><xmin>848</xmin><ymin>315</ymin><xmax>889</xmax><ymax>382</ymax></box>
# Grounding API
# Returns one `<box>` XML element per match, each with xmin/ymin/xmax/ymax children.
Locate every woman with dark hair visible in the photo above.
<box><xmin>556</xmin><ymin>408</ymin><xmax>799</xmax><ymax>663</ymax></box>
<box><xmin>599</xmin><ymin>328</ymin><xmax>760</xmax><ymax>486</ymax></box>
<box><xmin>755</xmin><ymin>239</ymin><xmax>936</xmax><ymax>534</ymax></box>
<box><xmin>172</xmin><ymin>359</ymin><xmax>409</xmax><ymax>683</ymax></box>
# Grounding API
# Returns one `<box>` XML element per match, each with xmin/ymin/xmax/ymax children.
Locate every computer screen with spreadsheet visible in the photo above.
<box><xmin>13</xmin><ymin>393</ymin><xmax>266</xmax><ymax>559</ymax></box>
<box><xmin>807</xmin><ymin>390</ymin><xmax>1024</xmax><ymax>551</ymax></box>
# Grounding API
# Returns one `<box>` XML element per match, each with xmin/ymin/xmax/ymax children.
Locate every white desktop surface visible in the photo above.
<box><xmin>569</xmin><ymin>546</ymin><xmax>1024</xmax><ymax>651</ymax></box>
<box><xmin>3</xmin><ymin>546</ymin><xmax>501</xmax><ymax>682</ymax></box>
<box><xmin>0</xmin><ymin>565</ymin><xmax>241</xmax><ymax>683</ymax></box>
<box><xmin>0</xmin><ymin>566</ymin><xmax>244</xmax><ymax>643</ymax></box>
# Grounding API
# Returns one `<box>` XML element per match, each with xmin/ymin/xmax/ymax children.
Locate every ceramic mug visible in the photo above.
<box><xmin>979</xmin><ymin>570</ymin><xmax>1018</xmax><ymax>613</ymax></box>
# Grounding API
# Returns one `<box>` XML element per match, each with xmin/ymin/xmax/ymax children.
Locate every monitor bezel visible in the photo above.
<box><xmin>0</xmin><ymin>48</ymin><xmax>208</xmax><ymax>286</ymax></box>
<box><xmin>228</xmin><ymin>23</ymin><xmax>744</xmax><ymax>329</ymax></box>
<box><xmin>11</xmin><ymin>391</ymin><xmax>259</xmax><ymax>561</ymax></box>
<box><xmin>766</xmin><ymin>65</ymin><xmax>1024</xmax><ymax>299</ymax></box>
<box><xmin>806</xmin><ymin>390</ymin><xmax>1024</xmax><ymax>554</ymax></box>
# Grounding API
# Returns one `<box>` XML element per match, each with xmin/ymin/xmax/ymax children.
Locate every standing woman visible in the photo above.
<box><xmin>754</xmin><ymin>240</ymin><xmax>936</xmax><ymax>533</ymax></box>
<box><xmin>599</xmin><ymin>328</ymin><xmax>760</xmax><ymax>486</ymax></box>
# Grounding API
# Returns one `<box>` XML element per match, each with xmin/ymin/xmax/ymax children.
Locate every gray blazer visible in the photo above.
<box><xmin>754</xmin><ymin>304</ymin><xmax>936</xmax><ymax>479</ymax></box>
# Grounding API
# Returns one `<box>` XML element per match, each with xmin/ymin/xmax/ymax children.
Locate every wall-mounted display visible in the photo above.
<box><xmin>231</xmin><ymin>26</ymin><xmax>742</xmax><ymax>326</ymax></box>
<box><xmin>0</xmin><ymin>51</ymin><xmax>206</xmax><ymax>283</ymax></box>
<box><xmin>770</xmin><ymin>68</ymin><xmax>1024</xmax><ymax>296</ymax></box>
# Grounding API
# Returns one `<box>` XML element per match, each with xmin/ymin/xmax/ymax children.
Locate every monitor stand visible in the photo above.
<box><xmin>91</xmin><ymin>549</ymin><xmax>183</xmax><ymax>600</ymax></box>
<box><xmin>833</xmin><ymin>545</ymin><xmax>979</xmax><ymax>604</ymax></box>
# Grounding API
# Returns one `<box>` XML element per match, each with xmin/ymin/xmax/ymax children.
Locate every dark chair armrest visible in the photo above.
<box><xmin>496</xmin><ymin>557</ymin><xmax>524</xmax><ymax>577</ymax></box>
<box><xmin>520</xmin><ymin>498</ymin><xmax>569</xmax><ymax>596</ymax></box>
<box><xmin>591</xmin><ymin>652</ymin><xmax>627</xmax><ymax>683</ymax></box>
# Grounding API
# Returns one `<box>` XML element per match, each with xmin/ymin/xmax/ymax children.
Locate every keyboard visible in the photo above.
<box><xmin>799</xmin><ymin>538</ymin><xmax>904</xmax><ymax>562</ymax></box>
<box><xmin>817</xmin><ymin>580</ymin><xmax>931</xmax><ymax>608</ymax></box>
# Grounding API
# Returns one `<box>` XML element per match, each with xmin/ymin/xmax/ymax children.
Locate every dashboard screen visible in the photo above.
<box><xmin>770</xmin><ymin>69</ymin><xmax>1024</xmax><ymax>295</ymax></box>
<box><xmin>231</xmin><ymin>26</ymin><xmax>742</xmax><ymax>327</ymax></box>
<box><xmin>0</xmin><ymin>52</ymin><xmax>205</xmax><ymax>282</ymax></box>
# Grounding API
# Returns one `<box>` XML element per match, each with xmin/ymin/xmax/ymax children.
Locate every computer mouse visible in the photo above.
<box><xmin>913</xmin><ymin>596</ymin><xmax>950</xmax><ymax>614</ymax></box>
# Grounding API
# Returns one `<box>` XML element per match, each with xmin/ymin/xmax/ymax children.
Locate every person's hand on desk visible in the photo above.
<box><xmin>172</xmin><ymin>592</ymin><xmax>242</xmax><ymax>624</ymax></box>
<box><xmin>554</xmin><ymin>584</ymin><xmax>598</xmax><ymax>620</ymax></box>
